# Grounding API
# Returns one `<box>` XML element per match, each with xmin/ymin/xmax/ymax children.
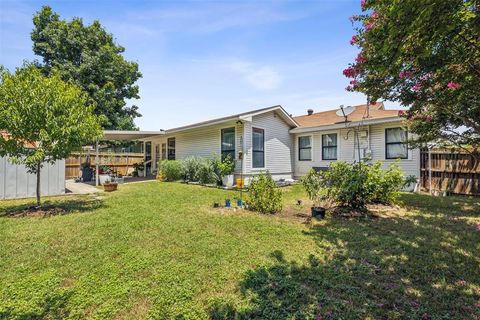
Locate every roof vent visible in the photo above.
<box><xmin>307</xmin><ymin>109</ymin><xmax>314</xmax><ymax>116</ymax></box>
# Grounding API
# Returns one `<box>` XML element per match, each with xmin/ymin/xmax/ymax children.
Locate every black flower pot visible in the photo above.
<box><xmin>311</xmin><ymin>207</ymin><xmax>326</xmax><ymax>218</ymax></box>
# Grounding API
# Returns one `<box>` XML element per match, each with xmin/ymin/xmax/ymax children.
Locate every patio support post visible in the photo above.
<box><xmin>95</xmin><ymin>139</ymin><xmax>99</xmax><ymax>187</ymax></box>
<box><xmin>143</xmin><ymin>141</ymin><xmax>146</xmax><ymax>176</ymax></box>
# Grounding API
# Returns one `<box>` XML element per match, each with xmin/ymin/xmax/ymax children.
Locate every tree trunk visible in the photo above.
<box><xmin>36</xmin><ymin>162</ymin><xmax>41</xmax><ymax>208</ymax></box>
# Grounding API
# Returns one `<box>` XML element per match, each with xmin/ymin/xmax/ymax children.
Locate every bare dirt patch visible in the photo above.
<box><xmin>5</xmin><ymin>205</ymin><xmax>67</xmax><ymax>218</ymax></box>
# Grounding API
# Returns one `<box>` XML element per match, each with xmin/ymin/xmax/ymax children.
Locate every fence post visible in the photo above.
<box><xmin>428</xmin><ymin>147</ymin><xmax>432</xmax><ymax>194</ymax></box>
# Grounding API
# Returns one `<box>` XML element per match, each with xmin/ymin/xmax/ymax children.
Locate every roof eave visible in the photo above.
<box><xmin>290</xmin><ymin>116</ymin><xmax>403</xmax><ymax>134</ymax></box>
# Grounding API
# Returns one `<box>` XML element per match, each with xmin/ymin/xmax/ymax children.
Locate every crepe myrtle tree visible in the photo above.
<box><xmin>344</xmin><ymin>0</ymin><xmax>480</xmax><ymax>149</ymax></box>
<box><xmin>0</xmin><ymin>66</ymin><xmax>103</xmax><ymax>207</ymax></box>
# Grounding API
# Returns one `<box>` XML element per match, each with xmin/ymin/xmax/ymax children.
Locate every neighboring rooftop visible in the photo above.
<box><xmin>293</xmin><ymin>102</ymin><xmax>401</xmax><ymax>128</ymax></box>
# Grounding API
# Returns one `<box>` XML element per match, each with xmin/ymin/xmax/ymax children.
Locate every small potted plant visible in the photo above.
<box><xmin>219</xmin><ymin>156</ymin><xmax>236</xmax><ymax>187</ymax></box>
<box><xmin>98</xmin><ymin>165</ymin><xmax>112</xmax><ymax>185</ymax></box>
<box><xmin>301</xmin><ymin>170</ymin><xmax>332</xmax><ymax>218</ymax></box>
<box><xmin>103</xmin><ymin>179</ymin><xmax>118</xmax><ymax>192</ymax></box>
<box><xmin>134</xmin><ymin>162</ymin><xmax>145</xmax><ymax>177</ymax></box>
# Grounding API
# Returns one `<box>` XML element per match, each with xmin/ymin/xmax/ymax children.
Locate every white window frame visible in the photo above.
<box><xmin>251</xmin><ymin>126</ymin><xmax>266</xmax><ymax>170</ymax></box>
<box><xmin>384</xmin><ymin>126</ymin><xmax>410</xmax><ymax>160</ymax></box>
<box><xmin>219</xmin><ymin>125</ymin><xmax>236</xmax><ymax>161</ymax></box>
<box><xmin>298</xmin><ymin>135</ymin><xmax>313</xmax><ymax>162</ymax></box>
<box><xmin>321</xmin><ymin>133</ymin><xmax>338</xmax><ymax>161</ymax></box>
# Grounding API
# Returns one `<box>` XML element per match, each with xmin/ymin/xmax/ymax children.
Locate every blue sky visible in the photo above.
<box><xmin>0</xmin><ymin>0</ymin><xmax>398</xmax><ymax>130</ymax></box>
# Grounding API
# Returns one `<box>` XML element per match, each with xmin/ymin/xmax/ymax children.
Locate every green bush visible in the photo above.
<box><xmin>197</xmin><ymin>158</ymin><xmax>218</xmax><ymax>185</ymax></box>
<box><xmin>247</xmin><ymin>173</ymin><xmax>282</xmax><ymax>214</ymax></box>
<box><xmin>318</xmin><ymin>161</ymin><xmax>408</xmax><ymax>209</ymax></box>
<box><xmin>301</xmin><ymin>169</ymin><xmax>332</xmax><ymax>208</ymax></box>
<box><xmin>158</xmin><ymin>160</ymin><xmax>182</xmax><ymax>181</ymax></box>
<box><xmin>367</xmin><ymin>161</ymin><xmax>406</xmax><ymax>204</ymax></box>
<box><xmin>181</xmin><ymin>156</ymin><xmax>201</xmax><ymax>182</ymax></box>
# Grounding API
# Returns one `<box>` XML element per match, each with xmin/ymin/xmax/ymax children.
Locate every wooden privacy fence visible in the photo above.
<box><xmin>66</xmin><ymin>152</ymin><xmax>144</xmax><ymax>179</ymax></box>
<box><xmin>420</xmin><ymin>148</ymin><xmax>480</xmax><ymax>195</ymax></box>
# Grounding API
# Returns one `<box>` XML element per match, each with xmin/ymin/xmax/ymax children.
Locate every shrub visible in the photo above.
<box><xmin>316</xmin><ymin>161</ymin><xmax>408</xmax><ymax>209</ymax></box>
<box><xmin>323</xmin><ymin>161</ymin><xmax>372</xmax><ymax>209</ymax></box>
<box><xmin>247</xmin><ymin>173</ymin><xmax>282</xmax><ymax>214</ymax></box>
<box><xmin>158</xmin><ymin>160</ymin><xmax>182</xmax><ymax>181</ymax></box>
<box><xmin>367</xmin><ymin>161</ymin><xmax>406</xmax><ymax>204</ymax></box>
<box><xmin>182</xmin><ymin>156</ymin><xmax>201</xmax><ymax>182</ymax></box>
<box><xmin>301</xmin><ymin>170</ymin><xmax>332</xmax><ymax>208</ymax></box>
<box><xmin>197</xmin><ymin>158</ymin><xmax>218</xmax><ymax>185</ymax></box>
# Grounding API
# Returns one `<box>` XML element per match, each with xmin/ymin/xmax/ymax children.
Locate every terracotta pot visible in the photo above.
<box><xmin>104</xmin><ymin>183</ymin><xmax>118</xmax><ymax>192</ymax></box>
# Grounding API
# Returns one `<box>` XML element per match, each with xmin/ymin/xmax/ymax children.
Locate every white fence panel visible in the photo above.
<box><xmin>0</xmin><ymin>157</ymin><xmax>65</xmax><ymax>200</ymax></box>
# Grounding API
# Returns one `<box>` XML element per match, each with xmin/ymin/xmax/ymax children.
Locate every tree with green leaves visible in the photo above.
<box><xmin>31</xmin><ymin>6</ymin><xmax>142</xmax><ymax>130</ymax></box>
<box><xmin>0</xmin><ymin>66</ymin><xmax>103</xmax><ymax>207</ymax></box>
<box><xmin>344</xmin><ymin>0</ymin><xmax>480</xmax><ymax>149</ymax></box>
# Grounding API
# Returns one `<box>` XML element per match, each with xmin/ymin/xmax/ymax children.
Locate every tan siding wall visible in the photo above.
<box><xmin>293</xmin><ymin>121</ymin><xmax>420</xmax><ymax>178</ymax></box>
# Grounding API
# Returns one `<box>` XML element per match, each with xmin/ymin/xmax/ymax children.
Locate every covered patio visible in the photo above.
<box><xmin>93</xmin><ymin>130</ymin><xmax>164</xmax><ymax>186</ymax></box>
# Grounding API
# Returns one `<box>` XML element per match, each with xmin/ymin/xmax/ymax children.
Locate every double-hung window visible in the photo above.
<box><xmin>385</xmin><ymin>128</ymin><xmax>408</xmax><ymax>159</ymax></box>
<box><xmin>298</xmin><ymin>136</ymin><xmax>312</xmax><ymax>161</ymax></box>
<box><xmin>322</xmin><ymin>134</ymin><xmax>338</xmax><ymax>160</ymax></box>
<box><xmin>167</xmin><ymin>137</ymin><xmax>176</xmax><ymax>160</ymax></box>
<box><xmin>252</xmin><ymin>128</ymin><xmax>265</xmax><ymax>168</ymax></box>
<box><xmin>221</xmin><ymin>127</ymin><xmax>235</xmax><ymax>161</ymax></box>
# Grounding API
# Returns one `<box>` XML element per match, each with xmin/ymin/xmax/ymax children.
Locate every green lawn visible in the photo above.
<box><xmin>0</xmin><ymin>182</ymin><xmax>479</xmax><ymax>319</ymax></box>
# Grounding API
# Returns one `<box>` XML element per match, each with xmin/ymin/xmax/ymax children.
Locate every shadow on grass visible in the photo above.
<box><xmin>209</xmin><ymin>197</ymin><xmax>480</xmax><ymax>319</ymax></box>
<box><xmin>0</xmin><ymin>198</ymin><xmax>106</xmax><ymax>218</ymax></box>
<box><xmin>399</xmin><ymin>192</ymin><xmax>480</xmax><ymax>216</ymax></box>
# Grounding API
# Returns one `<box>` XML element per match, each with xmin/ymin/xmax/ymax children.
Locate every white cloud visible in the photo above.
<box><xmin>229</xmin><ymin>60</ymin><xmax>283</xmax><ymax>90</ymax></box>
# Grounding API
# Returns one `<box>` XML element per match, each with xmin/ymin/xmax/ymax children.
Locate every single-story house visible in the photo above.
<box><xmin>128</xmin><ymin>102</ymin><xmax>419</xmax><ymax>183</ymax></box>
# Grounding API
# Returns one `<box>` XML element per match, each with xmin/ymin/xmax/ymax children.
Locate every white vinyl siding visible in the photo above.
<box><xmin>151</xmin><ymin>121</ymin><xmax>243</xmax><ymax>173</ymax></box>
<box><xmin>245</xmin><ymin>111</ymin><xmax>294</xmax><ymax>177</ymax></box>
<box><xmin>0</xmin><ymin>157</ymin><xmax>65</xmax><ymax>200</ymax></box>
<box><xmin>293</xmin><ymin>121</ymin><xmax>420</xmax><ymax>179</ymax></box>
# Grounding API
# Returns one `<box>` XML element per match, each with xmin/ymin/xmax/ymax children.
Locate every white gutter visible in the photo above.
<box><xmin>290</xmin><ymin>116</ymin><xmax>402</xmax><ymax>134</ymax></box>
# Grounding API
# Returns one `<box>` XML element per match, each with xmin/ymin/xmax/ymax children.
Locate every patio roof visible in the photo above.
<box><xmin>101</xmin><ymin>130</ymin><xmax>164</xmax><ymax>141</ymax></box>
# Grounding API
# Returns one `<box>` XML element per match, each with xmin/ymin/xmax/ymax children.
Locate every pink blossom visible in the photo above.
<box><xmin>371</xmin><ymin>11</ymin><xmax>379</xmax><ymax>19</ymax></box>
<box><xmin>361</xmin><ymin>0</ymin><xmax>367</xmax><ymax>10</ymax></box>
<box><xmin>349</xmin><ymin>80</ymin><xmax>358</xmax><ymax>86</ymax></box>
<box><xmin>412</xmin><ymin>83</ymin><xmax>423</xmax><ymax>91</ymax></box>
<box><xmin>364</xmin><ymin>20</ymin><xmax>375</xmax><ymax>31</ymax></box>
<box><xmin>343</xmin><ymin>66</ymin><xmax>358</xmax><ymax>78</ymax></box>
<box><xmin>350</xmin><ymin>35</ymin><xmax>358</xmax><ymax>45</ymax></box>
<box><xmin>398</xmin><ymin>110</ymin><xmax>405</xmax><ymax>116</ymax></box>
<box><xmin>346</xmin><ymin>85</ymin><xmax>356</xmax><ymax>92</ymax></box>
<box><xmin>355</xmin><ymin>54</ymin><xmax>367</xmax><ymax>64</ymax></box>
<box><xmin>399</xmin><ymin>70</ymin><xmax>413</xmax><ymax>79</ymax></box>
<box><xmin>475</xmin><ymin>223</ymin><xmax>480</xmax><ymax>231</ymax></box>
<box><xmin>447</xmin><ymin>82</ymin><xmax>461</xmax><ymax>90</ymax></box>
<box><xmin>425</xmin><ymin>115</ymin><xmax>432</xmax><ymax>122</ymax></box>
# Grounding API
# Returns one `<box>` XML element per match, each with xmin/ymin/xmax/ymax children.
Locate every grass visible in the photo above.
<box><xmin>0</xmin><ymin>182</ymin><xmax>479</xmax><ymax>319</ymax></box>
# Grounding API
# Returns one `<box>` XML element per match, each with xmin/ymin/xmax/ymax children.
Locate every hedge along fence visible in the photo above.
<box><xmin>65</xmin><ymin>152</ymin><xmax>144</xmax><ymax>179</ymax></box>
<box><xmin>420</xmin><ymin>148</ymin><xmax>480</xmax><ymax>195</ymax></box>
